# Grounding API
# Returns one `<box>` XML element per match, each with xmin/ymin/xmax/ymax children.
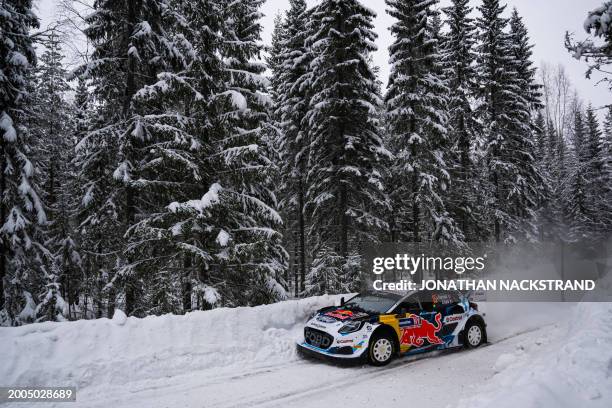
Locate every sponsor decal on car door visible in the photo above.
<box><xmin>399</xmin><ymin>313</ymin><xmax>444</xmax><ymax>347</ymax></box>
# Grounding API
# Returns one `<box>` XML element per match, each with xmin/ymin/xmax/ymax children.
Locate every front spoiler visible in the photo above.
<box><xmin>296</xmin><ymin>342</ymin><xmax>367</xmax><ymax>365</ymax></box>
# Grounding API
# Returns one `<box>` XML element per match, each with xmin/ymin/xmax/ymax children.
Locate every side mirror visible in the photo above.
<box><xmin>340</xmin><ymin>296</ymin><xmax>345</xmax><ymax>306</ymax></box>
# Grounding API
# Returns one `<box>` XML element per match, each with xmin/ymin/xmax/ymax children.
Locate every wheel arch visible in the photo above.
<box><xmin>461</xmin><ymin>314</ymin><xmax>487</xmax><ymax>345</ymax></box>
<box><xmin>372</xmin><ymin>323</ymin><xmax>401</xmax><ymax>355</ymax></box>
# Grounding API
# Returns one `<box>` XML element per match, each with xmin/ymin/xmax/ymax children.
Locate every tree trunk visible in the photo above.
<box><xmin>339</xmin><ymin>183</ymin><xmax>348</xmax><ymax>258</ymax></box>
<box><xmin>292</xmin><ymin>230</ymin><xmax>298</xmax><ymax>296</ymax></box>
<box><xmin>298</xmin><ymin>178</ymin><xmax>306</xmax><ymax>295</ymax></box>
<box><xmin>459</xmin><ymin>115</ymin><xmax>470</xmax><ymax>237</ymax></box>
<box><xmin>493</xmin><ymin>171</ymin><xmax>501</xmax><ymax>243</ymax></box>
<box><xmin>122</xmin><ymin>0</ymin><xmax>140</xmax><ymax>316</ymax></box>
<box><xmin>412</xmin><ymin>148</ymin><xmax>420</xmax><ymax>243</ymax></box>
<box><xmin>0</xmin><ymin>158</ymin><xmax>6</xmax><ymax>310</ymax></box>
<box><xmin>107</xmin><ymin>288</ymin><xmax>116</xmax><ymax>318</ymax></box>
<box><xmin>124</xmin><ymin>182</ymin><xmax>135</xmax><ymax>316</ymax></box>
<box><xmin>182</xmin><ymin>255</ymin><xmax>192</xmax><ymax>313</ymax></box>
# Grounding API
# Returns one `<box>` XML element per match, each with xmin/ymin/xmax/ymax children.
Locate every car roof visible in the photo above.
<box><xmin>359</xmin><ymin>290</ymin><xmax>405</xmax><ymax>301</ymax></box>
<box><xmin>389</xmin><ymin>290</ymin><xmax>464</xmax><ymax>312</ymax></box>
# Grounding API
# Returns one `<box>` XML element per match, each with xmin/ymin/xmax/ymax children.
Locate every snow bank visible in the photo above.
<box><xmin>0</xmin><ymin>295</ymin><xmax>341</xmax><ymax>390</ymax></box>
<box><xmin>457</xmin><ymin>291</ymin><xmax>612</xmax><ymax>407</ymax></box>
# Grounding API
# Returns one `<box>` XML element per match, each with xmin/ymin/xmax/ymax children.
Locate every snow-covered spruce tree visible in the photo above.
<box><xmin>602</xmin><ymin>107</ymin><xmax>612</xmax><ymax>236</ymax></box>
<box><xmin>532</xmin><ymin>111</ymin><xmax>555</xmax><ymax>240</ymax></box>
<box><xmin>63</xmin><ymin>78</ymin><xmax>91</xmax><ymax>319</ymax></box>
<box><xmin>71</xmin><ymin>77</ymin><xmax>123</xmax><ymax>318</ymax></box>
<box><xmin>136</xmin><ymin>0</ymin><xmax>286</xmax><ymax>310</ymax></box>
<box><xmin>565</xmin><ymin>2</ymin><xmax>612</xmax><ymax>91</ymax></box>
<box><xmin>509</xmin><ymin>9</ymin><xmax>542</xmax><ymax>112</ymax></box>
<box><xmin>549</xmin><ymin>115</ymin><xmax>574</xmax><ymax>239</ymax></box>
<box><xmin>212</xmin><ymin>0</ymin><xmax>288</xmax><ymax>305</ymax></box>
<box><xmin>268</xmin><ymin>12</ymin><xmax>287</xmax><ymax>104</ymax></box>
<box><xmin>114</xmin><ymin>2</ymin><xmax>223</xmax><ymax>316</ymax></box>
<box><xmin>508</xmin><ymin>7</ymin><xmax>546</xmax><ymax>238</ymax></box>
<box><xmin>475</xmin><ymin>0</ymin><xmax>542</xmax><ymax>243</ymax></box>
<box><xmin>117</xmin><ymin>0</ymin><xmax>227</xmax><ymax>313</ymax></box>
<box><xmin>0</xmin><ymin>0</ymin><xmax>48</xmax><ymax>325</ymax></box>
<box><xmin>603</xmin><ymin>106</ymin><xmax>612</xmax><ymax>201</ymax></box>
<box><xmin>385</xmin><ymin>0</ymin><xmax>461</xmax><ymax>244</ymax></box>
<box><xmin>566</xmin><ymin>109</ymin><xmax>591</xmax><ymax>240</ymax></box>
<box><xmin>441</xmin><ymin>0</ymin><xmax>484</xmax><ymax>241</ymax></box>
<box><xmin>533</xmin><ymin>112</ymin><xmax>548</xmax><ymax>162</ymax></box>
<box><xmin>273</xmin><ymin>0</ymin><xmax>310</xmax><ymax>296</ymax></box>
<box><xmin>583</xmin><ymin>105</ymin><xmax>611</xmax><ymax>237</ymax></box>
<box><xmin>565</xmin><ymin>2</ymin><xmax>612</xmax><ymax>239</ymax></box>
<box><xmin>300</xmin><ymin>0</ymin><xmax>388</xmax><ymax>295</ymax></box>
<box><xmin>121</xmin><ymin>0</ymin><xmax>286</xmax><ymax>313</ymax></box>
<box><xmin>73</xmin><ymin>0</ymin><xmax>192</xmax><ymax>316</ymax></box>
<box><xmin>266</xmin><ymin>11</ymin><xmax>293</xmax><ymax>292</ymax></box>
<box><xmin>428</xmin><ymin>8</ymin><xmax>444</xmax><ymax>55</ymax></box>
<box><xmin>604</xmin><ymin>106</ymin><xmax>612</xmax><ymax>157</ymax></box>
<box><xmin>30</xmin><ymin>31</ymin><xmax>79</xmax><ymax>321</ymax></box>
<box><xmin>304</xmin><ymin>246</ymin><xmax>345</xmax><ymax>296</ymax></box>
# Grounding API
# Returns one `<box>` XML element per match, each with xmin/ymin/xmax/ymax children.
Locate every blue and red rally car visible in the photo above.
<box><xmin>297</xmin><ymin>290</ymin><xmax>487</xmax><ymax>366</ymax></box>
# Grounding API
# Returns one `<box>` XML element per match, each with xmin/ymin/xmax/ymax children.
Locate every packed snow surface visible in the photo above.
<box><xmin>1</xmin><ymin>294</ymin><xmax>611</xmax><ymax>408</ymax></box>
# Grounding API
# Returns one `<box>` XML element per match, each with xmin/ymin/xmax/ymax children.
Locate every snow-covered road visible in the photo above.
<box><xmin>75</xmin><ymin>324</ymin><xmax>556</xmax><ymax>408</ymax></box>
<box><xmin>1</xmin><ymin>296</ymin><xmax>611</xmax><ymax>408</ymax></box>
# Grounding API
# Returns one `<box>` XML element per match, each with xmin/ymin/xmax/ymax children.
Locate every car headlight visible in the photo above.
<box><xmin>338</xmin><ymin>320</ymin><xmax>364</xmax><ymax>334</ymax></box>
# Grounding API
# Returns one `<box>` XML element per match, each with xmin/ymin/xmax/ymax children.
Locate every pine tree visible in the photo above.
<box><xmin>583</xmin><ymin>105</ymin><xmax>611</xmax><ymax>236</ymax></box>
<box><xmin>602</xmin><ymin>106</ymin><xmax>612</xmax><ymax>191</ymax></box>
<box><xmin>67</xmin><ymin>78</ymin><xmax>91</xmax><ymax>318</ymax></box>
<box><xmin>30</xmin><ymin>31</ymin><xmax>78</xmax><ymax>321</ymax></box>
<box><xmin>118</xmin><ymin>0</ymin><xmax>222</xmax><ymax>313</ymax></box>
<box><xmin>74</xmin><ymin>0</ymin><xmax>192</xmax><ymax>316</ymax></box>
<box><xmin>476</xmin><ymin>0</ymin><xmax>541</xmax><ymax>243</ymax></box>
<box><xmin>602</xmin><ymin>107</ymin><xmax>612</xmax><ymax>236</ymax></box>
<box><xmin>509</xmin><ymin>8</ymin><xmax>542</xmax><ymax>112</ymax></box>
<box><xmin>566</xmin><ymin>109</ymin><xmax>591</xmax><ymax>239</ymax></box>
<box><xmin>303</xmin><ymin>0</ymin><xmax>388</xmax><ymax>293</ymax></box>
<box><xmin>273</xmin><ymin>0</ymin><xmax>310</xmax><ymax>296</ymax></box>
<box><xmin>0</xmin><ymin>0</ymin><xmax>47</xmax><ymax>325</ymax></box>
<box><xmin>533</xmin><ymin>112</ymin><xmax>554</xmax><ymax>240</ymax></box>
<box><xmin>215</xmin><ymin>0</ymin><xmax>288</xmax><ymax>305</ymax></box>
<box><xmin>508</xmin><ymin>7</ymin><xmax>545</xmax><ymax>240</ymax></box>
<box><xmin>385</xmin><ymin>0</ymin><xmax>460</xmax><ymax>244</ymax></box>
<box><xmin>533</xmin><ymin>112</ymin><xmax>548</xmax><ymax>162</ymax></box>
<box><xmin>268</xmin><ymin>12</ymin><xmax>287</xmax><ymax>102</ymax></box>
<box><xmin>441</xmin><ymin>0</ymin><xmax>482</xmax><ymax>241</ymax></box>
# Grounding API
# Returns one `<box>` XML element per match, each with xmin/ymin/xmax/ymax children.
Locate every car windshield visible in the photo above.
<box><xmin>344</xmin><ymin>293</ymin><xmax>401</xmax><ymax>314</ymax></box>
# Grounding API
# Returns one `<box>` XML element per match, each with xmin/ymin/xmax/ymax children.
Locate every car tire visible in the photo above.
<box><xmin>464</xmin><ymin>320</ymin><xmax>485</xmax><ymax>348</ymax></box>
<box><xmin>368</xmin><ymin>331</ymin><xmax>395</xmax><ymax>366</ymax></box>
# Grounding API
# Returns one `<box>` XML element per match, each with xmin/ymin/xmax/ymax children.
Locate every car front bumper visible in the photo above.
<box><xmin>296</xmin><ymin>341</ymin><xmax>368</xmax><ymax>364</ymax></box>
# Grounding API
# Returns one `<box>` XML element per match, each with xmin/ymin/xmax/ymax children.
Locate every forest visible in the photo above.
<box><xmin>0</xmin><ymin>0</ymin><xmax>611</xmax><ymax>325</ymax></box>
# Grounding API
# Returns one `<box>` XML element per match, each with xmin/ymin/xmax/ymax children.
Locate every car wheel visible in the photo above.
<box><xmin>464</xmin><ymin>320</ymin><xmax>485</xmax><ymax>348</ymax></box>
<box><xmin>368</xmin><ymin>332</ymin><xmax>395</xmax><ymax>366</ymax></box>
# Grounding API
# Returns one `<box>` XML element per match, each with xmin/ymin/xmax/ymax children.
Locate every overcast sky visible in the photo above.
<box><xmin>37</xmin><ymin>0</ymin><xmax>609</xmax><ymax>112</ymax></box>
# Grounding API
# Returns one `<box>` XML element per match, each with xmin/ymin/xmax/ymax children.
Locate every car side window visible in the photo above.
<box><xmin>392</xmin><ymin>294</ymin><xmax>420</xmax><ymax>315</ymax></box>
<box><xmin>418</xmin><ymin>291</ymin><xmax>437</xmax><ymax>312</ymax></box>
<box><xmin>435</xmin><ymin>291</ymin><xmax>457</xmax><ymax>305</ymax></box>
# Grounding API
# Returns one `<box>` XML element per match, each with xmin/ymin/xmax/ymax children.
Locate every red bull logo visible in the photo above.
<box><xmin>325</xmin><ymin>309</ymin><xmax>354</xmax><ymax>320</ymax></box>
<box><xmin>400</xmin><ymin>313</ymin><xmax>444</xmax><ymax>347</ymax></box>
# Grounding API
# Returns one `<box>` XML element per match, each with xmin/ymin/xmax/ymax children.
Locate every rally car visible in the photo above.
<box><xmin>297</xmin><ymin>290</ymin><xmax>486</xmax><ymax>366</ymax></box>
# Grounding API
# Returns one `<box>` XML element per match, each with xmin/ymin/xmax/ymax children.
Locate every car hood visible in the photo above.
<box><xmin>313</xmin><ymin>306</ymin><xmax>374</xmax><ymax>324</ymax></box>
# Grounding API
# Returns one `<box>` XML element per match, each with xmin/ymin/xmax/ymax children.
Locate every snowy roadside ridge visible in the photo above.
<box><xmin>456</xmin><ymin>300</ymin><xmax>612</xmax><ymax>407</ymax></box>
<box><xmin>0</xmin><ymin>294</ymin><xmax>341</xmax><ymax>390</ymax></box>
